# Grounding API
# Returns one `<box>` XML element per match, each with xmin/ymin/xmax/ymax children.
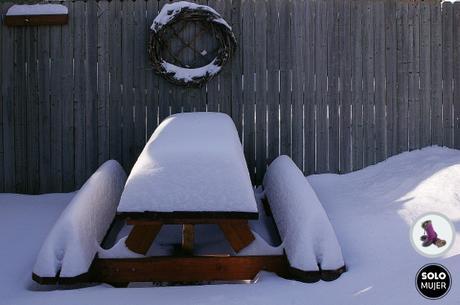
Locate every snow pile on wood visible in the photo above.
<box><xmin>33</xmin><ymin>160</ymin><xmax>126</xmax><ymax>278</ymax></box>
<box><xmin>118</xmin><ymin>112</ymin><xmax>257</xmax><ymax>214</ymax></box>
<box><xmin>150</xmin><ymin>1</ymin><xmax>231</xmax><ymax>32</ymax></box>
<box><xmin>263</xmin><ymin>155</ymin><xmax>345</xmax><ymax>272</ymax></box>
<box><xmin>6</xmin><ymin>4</ymin><xmax>68</xmax><ymax>16</ymax></box>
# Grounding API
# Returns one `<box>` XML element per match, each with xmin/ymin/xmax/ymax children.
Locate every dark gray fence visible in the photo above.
<box><xmin>1</xmin><ymin>0</ymin><xmax>460</xmax><ymax>194</ymax></box>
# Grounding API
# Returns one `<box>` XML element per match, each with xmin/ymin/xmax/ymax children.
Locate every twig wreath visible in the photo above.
<box><xmin>148</xmin><ymin>1</ymin><xmax>236</xmax><ymax>87</ymax></box>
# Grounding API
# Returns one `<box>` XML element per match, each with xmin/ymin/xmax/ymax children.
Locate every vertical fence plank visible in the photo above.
<box><xmin>73</xmin><ymin>1</ymin><xmax>86</xmax><ymax>188</ymax></box>
<box><xmin>385</xmin><ymin>0</ymin><xmax>397</xmax><ymax>157</ymax></box>
<box><xmin>38</xmin><ymin>25</ymin><xmax>51</xmax><ymax>193</ymax></box>
<box><xmin>50</xmin><ymin>25</ymin><xmax>63</xmax><ymax>191</ymax></box>
<box><xmin>327</xmin><ymin>0</ymin><xmax>339</xmax><ymax>172</ymax></box>
<box><xmin>255</xmin><ymin>0</ymin><xmax>267</xmax><ymax>183</ymax></box>
<box><xmin>85</xmin><ymin>1</ymin><xmax>98</xmax><ymax>177</ymax></box>
<box><xmin>454</xmin><ymin>3</ymin><xmax>460</xmax><ymax>148</ymax></box>
<box><xmin>242</xmin><ymin>0</ymin><xmax>256</xmax><ymax>180</ymax></box>
<box><xmin>146</xmin><ymin>0</ymin><xmax>159</xmax><ymax>137</ymax></box>
<box><xmin>13</xmin><ymin>27</ymin><xmax>27</xmax><ymax>193</ymax></box>
<box><xmin>374</xmin><ymin>1</ymin><xmax>386</xmax><ymax>163</ymax></box>
<box><xmin>420</xmin><ymin>1</ymin><xmax>431</xmax><ymax>148</ymax></box>
<box><xmin>431</xmin><ymin>1</ymin><xmax>443</xmax><ymax>146</ymax></box>
<box><xmin>121</xmin><ymin>0</ymin><xmax>135</xmax><ymax>171</ymax></box>
<box><xmin>266</xmin><ymin>0</ymin><xmax>280</xmax><ymax>165</ymax></box>
<box><xmin>279</xmin><ymin>0</ymin><xmax>291</xmax><ymax>159</ymax></box>
<box><xmin>61</xmin><ymin>2</ymin><xmax>75</xmax><ymax>191</ymax></box>
<box><xmin>304</xmin><ymin>0</ymin><xmax>316</xmax><ymax>174</ymax></box>
<box><xmin>0</xmin><ymin>7</ymin><xmax>3</xmax><ymax>192</ymax></box>
<box><xmin>231</xmin><ymin>0</ymin><xmax>243</xmax><ymax>138</ymax></box>
<box><xmin>25</xmin><ymin>26</ymin><xmax>39</xmax><ymax>193</ymax></box>
<box><xmin>133</xmin><ymin>0</ymin><xmax>147</xmax><ymax>157</ymax></box>
<box><xmin>408</xmin><ymin>1</ymin><xmax>419</xmax><ymax>150</ymax></box>
<box><xmin>291</xmin><ymin>0</ymin><xmax>304</xmax><ymax>170</ymax></box>
<box><xmin>109</xmin><ymin>0</ymin><xmax>123</xmax><ymax>166</ymax></box>
<box><xmin>97</xmin><ymin>1</ymin><xmax>109</xmax><ymax>165</ymax></box>
<box><xmin>219</xmin><ymin>0</ymin><xmax>232</xmax><ymax>117</ymax></box>
<box><xmin>339</xmin><ymin>0</ymin><xmax>352</xmax><ymax>172</ymax></box>
<box><xmin>362</xmin><ymin>0</ymin><xmax>375</xmax><ymax>166</ymax></box>
<box><xmin>396</xmin><ymin>2</ymin><xmax>408</xmax><ymax>153</ymax></box>
<box><xmin>351</xmin><ymin>1</ymin><xmax>363</xmax><ymax>170</ymax></box>
<box><xmin>316</xmin><ymin>0</ymin><xmax>328</xmax><ymax>172</ymax></box>
<box><xmin>442</xmin><ymin>2</ymin><xmax>453</xmax><ymax>147</ymax></box>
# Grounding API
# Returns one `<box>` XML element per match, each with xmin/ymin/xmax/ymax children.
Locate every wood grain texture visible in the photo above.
<box><xmin>0</xmin><ymin>0</ymin><xmax>456</xmax><ymax>193</ymax></box>
<box><xmin>125</xmin><ymin>223</ymin><xmax>163</xmax><ymax>255</ymax></box>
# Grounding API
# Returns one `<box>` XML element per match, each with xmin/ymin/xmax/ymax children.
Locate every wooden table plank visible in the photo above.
<box><xmin>125</xmin><ymin>223</ymin><xmax>163</xmax><ymax>255</ymax></box>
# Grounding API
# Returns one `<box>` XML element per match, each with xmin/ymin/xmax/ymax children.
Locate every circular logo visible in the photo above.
<box><xmin>416</xmin><ymin>264</ymin><xmax>451</xmax><ymax>299</ymax></box>
<box><xmin>410</xmin><ymin>212</ymin><xmax>455</xmax><ymax>258</ymax></box>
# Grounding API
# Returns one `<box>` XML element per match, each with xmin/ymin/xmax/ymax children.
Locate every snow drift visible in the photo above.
<box><xmin>117</xmin><ymin>112</ymin><xmax>257</xmax><ymax>214</ymax></box>
<box><xmin>263</xmin><ymin>156</ymin><xmax>345</xmax><ymax>274</ymax></box>
<box><xmin>33</xmin><ymin>160</ymin><xmax>127</xmax><ymax>278</ymax></box>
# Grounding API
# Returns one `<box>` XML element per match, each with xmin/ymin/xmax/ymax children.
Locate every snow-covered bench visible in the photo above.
<box><xmin>263</xmin><ymin>156</ymin><xmax>346</xmax><ymax>282</ymax></box>
<box><xmin>33</xmin><ymin>160</ymin><xmax>127</xmax><ymax>282</ymax></box>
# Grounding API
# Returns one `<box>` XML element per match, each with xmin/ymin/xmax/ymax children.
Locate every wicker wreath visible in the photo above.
<box><xmin>149</xmin><ymin>1</ymin><xmax>236</xmax><ymax>87</ymax></box>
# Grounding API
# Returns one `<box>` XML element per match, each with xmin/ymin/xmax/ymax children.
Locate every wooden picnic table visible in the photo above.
<box><xmin>93</xmin><ymin>113</ymin><xmax>290</xmax><ymax>283</ymax></box>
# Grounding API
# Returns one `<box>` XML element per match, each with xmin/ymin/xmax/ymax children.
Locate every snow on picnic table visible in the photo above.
<box><xmin>0</xmin><ymin>146</ymin><xmax>460</xmax><ymax>305</ymax></box>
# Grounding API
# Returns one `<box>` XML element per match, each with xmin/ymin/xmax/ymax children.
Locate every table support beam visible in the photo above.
<box><xmin>218</xmin><ymin>220</ymin><xmax>255</xmax><ymax>253</ymax></box>
<box><xmin>125</xmin><ymin>223</ymin><xmax>163</xmax><ymax>255</ymax></box>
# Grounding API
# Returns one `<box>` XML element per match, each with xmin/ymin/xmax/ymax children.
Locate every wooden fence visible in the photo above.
<box><xmin>1</xmin><ymin>0</ymin><xmax>460</xmax><ymax>194</ymax></box>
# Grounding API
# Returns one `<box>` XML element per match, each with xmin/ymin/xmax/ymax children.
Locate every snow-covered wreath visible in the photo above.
<box><xmin>148</xmin><ymin>1</ymin><xmax>236</xmax><ymax>87</ymax></box>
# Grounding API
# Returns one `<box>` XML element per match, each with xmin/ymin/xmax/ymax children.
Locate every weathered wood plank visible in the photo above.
<box><xmin>145</xmin><ymin>0</ymin><xmax>159</xmax><ymax>137</ymax></box>
<box><xmin>25</xmin><ymin>26</ymin><xmax>40</xmax><ymax>193</ymax></box>
<box><xmin>85</xmin><ymin>1</ymin><xmax>98</xmax><ymax>177</ymax></box>
<box><xmin>442</xmin><ymin>2</ymin><xmax>453</xmax><ymax>147</ymax></box>
<box><xmin>327</xmin><ymin>0</ymin><xmax>339</xmax><ymax>172</ymax></box>
<box><xmin>431</xmin><ymin>1</ymin><xmax>443</xmax><ymax>146</ymax></box>
<box><xmin>133</xmin><ymin>0</ymin><xmax>147</xmax><ymax>159</ymax></box>
<box><xmin>231</xmin><ymin>0</ymin><xmax>243</xmax><ymax>139</ymax></box>
<box><xmin>362</xmin><ymin>0</ymin><xmax>375</xmax><ymax>166</ymax></box>
<box><xmin>218</xmin><ymin>0</ymin><xmax>232</xmax><ymax>117</ymax></box>
<box><xmin>255</xmin><ymin>0</ymin><xmax>267</xmax><ymax>183</ymax></box>
<box><xmin>385</xmin><ymin>0</ymin><xmax>397</xmax><ymax>157</ymax></box>
<box><xmin>0</xmin><ymin>8</ymin><xmax>3</xmax><ymax>192</ymax></box>
<box><xmin>61</xmin><ymin>2</ymin><xmax>75</xmax><ymax>191</ymax></box>
<box><xmin>279</xmin><ymin>0</ymin><xmax>291</xmax><ymax>160</ymax></box>
<box><xmin>97</xmin><ymin>1</ymin><xmax>110</xmax><ymax>165</ymax></box>
<box><xmin>351</xmin><ymin>1</ymin><xmax>363</xmax><ymax>170</ymax></box>
<box><xmin>266</xmin><ymin>0</ymin><xmax>280</xmax><ymax>165</ymax></box>
<box><xmin>396</xmin><ymin>2</ymin><xmax>408</xmax><ymax>153</ymax></box>
<box><xmin>304</xmin><ymin>0</ymin><xmax>316</xmax><ymax>174</ymax></box>
<box><xmin>242</xmin><ymin>0</ymin><xmax>256</xmax><ymax>181</ymax></box>
<box><xmin>315</xmin><ymin>0</ymin><xmax>328</xmax><ymax>172</ymax></box>
<box><xmin>73</xmin><ymin>1</ymin><xmax>86</xmax><ymax>188</ymax></box>
<box><xmin>407</xmin><ymin>1</ymin><xmax>417</xmax><ymax>150</ymax></box>
<box><xmin>121</xmin><ymin>0</ymin><xmax>136</xmax><ymax>171</ymax></box>
<box><xmin>13</xmin><ymin>27</ymin><xmax>27</xmax><ymax>193</ymax></box>
<box><xmin>109</xmin><ymin>0</ymin><xmax>123</xmax><ymax>166</ymax></box>
<box><xmin>50</xmin><ymin>25</ymin><xmax>63</xmax><ymax>191</ymax></box>
<box><xmin>420</xmin><ymin>1</ymin><xmax>431</xmax><ymax>147</ymax></box>
<box><xmin>454</xmin><ymin>3</ymin><xmax>460</xmax><ymax>148</ymax></box>
<box><xmin>218</xmin><ymin>220</ymin><xmax>255</xmax><ymax>253</ymax></box>
<box><xmin>338</xmin><ymin>0</ymin><xmax>351</xmax><ymax>173</ymax></box>
<box><xmin>374</xmin><ymin>1</ymin><xmax>386</xmax><ymax>163</ymax></box>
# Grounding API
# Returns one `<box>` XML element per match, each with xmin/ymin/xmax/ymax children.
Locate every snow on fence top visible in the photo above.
<box><xmin>117</xmin><ymin>112</ymin><xmax>258</xmax><ymax>214</ymax></box>
<box><xmin>6</xmin><ymin>4</ymin><xmax>68</xmax><ymax>16</ymax></box>
<box><xmin>263</xmin><ymin>155</ymin><xmax>345</xmax><ymax>272</ymax></box>
<box><xmin>33</xmin><ymin>160</ymin><xmax>126</xmax><ymax>278</ymax></box>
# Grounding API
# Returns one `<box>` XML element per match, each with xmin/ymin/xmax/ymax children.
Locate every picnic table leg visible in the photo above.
<box><xmin>182</xmin><ymin>224</ymin><xmax>194</xmax><ymax>254</ymax></box>
<box><xmin>125</xmin><ymin>223</ymin><xmax>162</xmax><ymax>255</ymax></box>
<box><xmin>218</xmin><ymin>220</ymin><xmax>255</xmax><ymax>253</ymax></box>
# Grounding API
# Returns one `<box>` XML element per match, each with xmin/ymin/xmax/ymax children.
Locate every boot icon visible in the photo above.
<box><xmin>420</xmin><ymin>220</ymin><xmax>446</xmax><ymax>248</ymax></box>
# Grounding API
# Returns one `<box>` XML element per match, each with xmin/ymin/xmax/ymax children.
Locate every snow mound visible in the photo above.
<box><xmin>263</xmin><ymin>155</ymin><xmax>345</xmax><ymax>272</ymax></box>
<box><xmin>33</xmin><ymin>160</ymin><xmax>127</xmax><ymax>278</ymax></box>
<box><xmin>118</xmin><ymin>112</ymin><xmax>257</xmax><ymax>214</ymax></box>
<box><xmin>7</xmin><ymin>4</ymin><xmax>68</xmax><ymax>16</ymax></box>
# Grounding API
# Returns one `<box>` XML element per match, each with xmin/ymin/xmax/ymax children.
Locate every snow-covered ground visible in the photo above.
<box><xmin>1</xmin><ymin>146</ymin><xmax>459</xmax><ymax>305</ymax></box>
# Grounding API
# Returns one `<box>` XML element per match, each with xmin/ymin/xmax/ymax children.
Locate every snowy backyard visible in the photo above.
<box><xmin>1</xmin><ymin>146</ymin><xmax>459</xmax><ymax>305</ymax></box>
